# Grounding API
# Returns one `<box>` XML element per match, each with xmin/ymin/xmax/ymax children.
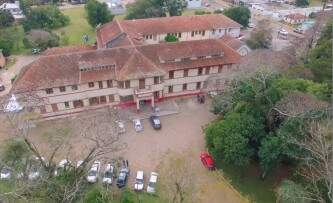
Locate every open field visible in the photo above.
<box><xmin>55</xmin><ymin>7</ymin><xmax>95</xmax><ymax>45</ymax></box>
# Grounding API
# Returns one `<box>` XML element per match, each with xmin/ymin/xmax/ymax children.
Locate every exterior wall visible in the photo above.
<box><xmin>186</xmin><ymin>0</ymin><xmax>201</xmax><ymax>8</ymax></box>
<box><xmin>143</xmin><ymin>27</ymin><xmax>241</xmax><ymax>44</ymax></box>
<box><xmin>29</xmin><ymin>63</ymin><xmax>237</xmax><ymax>116</ymax></box>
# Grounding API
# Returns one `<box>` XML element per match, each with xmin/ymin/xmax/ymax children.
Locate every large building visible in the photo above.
<box><xmin>12</xmin><ymin>14</ymin><xmax>242</xmax><ymax>117</ymax></box>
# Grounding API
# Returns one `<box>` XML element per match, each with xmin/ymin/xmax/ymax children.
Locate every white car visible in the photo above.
<box><xmin>133</xmin><ymin>119</ymin><xmax>143</xmax><ymax>132</ymax></box>
<box><xmin>87</xmin><ymin>161</ymin><xmax>101</xmax><ymax>183</ymax></box>
<box><xmin>248</xmin><ymin>22</ymin><xmax>255</xmax><ymax>28</ymax></box>
<box><xmin>0</xmin><ymin>167</ymin><xmax>11</xmax><ymax>180</ymax></box>
<box><xmin>102</xmin><ymin>164</ymin><xmax>114</xmax><ymax>185</ymax></box>
<box><xmin>147</xmin><ymin>172</ymin><xmax>158</xmax><ymax>194</ymax></box>
<box><xmin>134</xmin><ymin>171</ymin><xmax>144</xmax><ymax>191</ymax></box>
<box><xmin>54</xmin><ymin>159</ymin><xmax>71</xmax><ymax>176</ymax></box>
<box><xmin>76</xmin><ymin>160</ymin><xmax>84</xmax><ymax>168</ymax></box>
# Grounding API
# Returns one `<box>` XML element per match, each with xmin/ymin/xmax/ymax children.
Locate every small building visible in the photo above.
<box><xmin>283</xmin><ymin>13</ymin><xmax>307</xmax><ymax>25</ymax></box>
<box><xmin>186</xmin><ymin>0</ymin><xmax>202</xmax><ymax>8</ymax></box>
<box><xmin>0</xmin><ymin>1</ymin><xmax>24</xmax><ymax>20</ymax></box>
<box><xmin>221</xmin><ymin>35</ymin><xmax>251</xmax><ymax>56</ymax></box>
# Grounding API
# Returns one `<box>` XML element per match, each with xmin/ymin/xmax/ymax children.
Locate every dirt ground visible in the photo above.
<box><xmin>0</xmin><ymin>98</ymin><xmax>246</xmax><ymax>203</ymax></box>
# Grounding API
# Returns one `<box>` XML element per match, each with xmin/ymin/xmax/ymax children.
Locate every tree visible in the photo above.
<box><xmin>246</xmin><ymin>19</ymin><xmax>272</xmax><ymax>49</ymax></box>
<box><xmin>277</xmin><ymin>180</ymin><xmax>312</xmax><ymax>203</ymax></box>
<box><xmin>295</xmin><ymin>0</ymin><xmax>309</xmax><ymax>7</ymax></box>
<box><xmin>22</xmin><ymin>5</ymin><xmax>69</xmax><ymax>31</ymax></box>
<box><xmin>0</xmin><ymin>10</ymin><xmax>14</xmax><ymax>28</ymax></box>
<box><xmin>158</xmin><ymin>152</ymin><xmax>196</xmax><ymax>203</ymax></box>
<box><xmin>164</xmin><ymin>34</ymin><xmax>178</xmax><ymax>42</ymax></box>
<box><xmin>23</xmin><ymin>29</ymin><xmax>60</xmax><ymax>50</ymax></box>
<box><xmin>125</xmin><ymin>0</ymin><xmax>186</xmax><ymax>20</ymax></box>
<box><xmin>85</xmin><ymin>0</ymin><xmax>114</xmax><ymax>27</ymax></box>
<box><xmin>223</xmin><ymin>6</ymin><xmax>251</xmax><ymax>27</ymax></box>
<box><xmin>0</xmin><ymin>29</ymin><xmax>15</xmax><ymax>56</ymax></box>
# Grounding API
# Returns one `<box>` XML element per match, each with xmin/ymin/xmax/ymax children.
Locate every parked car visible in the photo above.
<box><xmin>0</xmin><ymin>166</ymin><xmax>11</xmax><ymax>180</ymax></box>
<box><xmin>133</xmin><ymin>119</ymin><xmax>143</xmax><ymax>132</ymax></box>
<box><xmin>248</xmin><ymin>22</ymin><xmax>255</xmax><ymax>28</ymax></box>
<box><xmin>278</xmin><ymin>29</ymin><xmax>288</xmax><ymax>40</ymax></box>
<box><xmin>150</xmin><ymin>115</ymin><xmax>161</xmax><ymax>130</ymax></box>
<box><xmin>115</xmin><ymin>120</ymin><xmax>125</xmax><ymax>134</ymax></box>
<box><xmin>134</xmin><ymin>171</ymin><xmax>144</xmax><ymax>191</ymax></box>
<box><xmin>87</xmin><ymin>161</ymin><xmax>101</xmax><ymax>183</ymax></box>
<box><xmin>147</xmin><ymin>172</ymin><xmax>158</xmax><ymax>194</ymax></box>
<box><xmin>54</xmin><ymin>159</ymin><xmax>71</xmax><ymax>176</ymax></box>
<box><xmin>0</xmin><ymin>84</ymin><xmax>5</xmax><ymax>92</ymax></box>
<box><xmin>102</xmin><ymin>164</ymin><xmax>114</xmax><ymax>185</ymax></box>
<box><xmin>293</xmin><ymin>28</ymin><xmax>304</xmax><ymax>34</ymax></box>
<box><xmin>200</xmin><ymin>152</ymin><xmax>215</xmax><ymax>170</ymax></box>
<box><xmin>76</xmin><ymin>160</ymin><xmax>84</xmax><ymax>168</ymax></box>
<box><xmin>31</xmin><ymin>48</ymin><xmax>41</xmax><ymax>54</ymax></box>
<box><xmin>117</xmin><ymin>168</ymin><xmax>129</xmax><ymax>188</ymax></box>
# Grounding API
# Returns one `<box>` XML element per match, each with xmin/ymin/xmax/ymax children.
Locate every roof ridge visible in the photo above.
<box><xmin>117</xmin><ymin>20</ymin><xmax>135</xmax><ymax>47</ymax></box>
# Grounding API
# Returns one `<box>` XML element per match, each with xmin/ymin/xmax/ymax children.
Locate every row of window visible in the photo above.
<box><xmin>45</xmin><ymin>77</ymin><xmax>163</xmax><ymax>94</ymax></box>
<box><xmin>62</xmin><ymin>95</ymin><xmax>116</xmax><ymax>109</ymax></box>
<box><xmin>191</xmin><ymin>30</ymin><xmax>206</xmax><ymax>37</ymax></box>
<box><xmin>168</xmin><ymin>81</ymin><xmax>204</xmax><ymax>93</ymax></box>
<box><xmin>167</xmin><ymin>32</ymin><xmax>182</xmax><ymax>38</ymax></box>
<box><xmin>168</xmin><ymin>65</ymin><xmax>229</xmax><ymax>79</ymax></box>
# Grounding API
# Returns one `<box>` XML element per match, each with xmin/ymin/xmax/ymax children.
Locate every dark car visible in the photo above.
<box><xmin>150</xmin><ymin>115</ymin><xmax>161</xmax><ymax>129</ymax></box>
<box><xmin>200</xmin><ymin>152</ymin><xmax>215</xmax><ymax>170</ymax></box>
<box><xmin>116</xmin><ymin>168</ymin><xmax>129</xmax><ymax>188</ymax></box>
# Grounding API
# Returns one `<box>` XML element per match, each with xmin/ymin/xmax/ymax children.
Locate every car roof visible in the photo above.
<box><xmin>136</xmin><ymin>171</ymin><xmax>143</xmax><ymax>179</ymax></box>
<box><xmin>150</xmin><ymin>172</ymin><xmax>158</xmax><ymax>182</ymax></box>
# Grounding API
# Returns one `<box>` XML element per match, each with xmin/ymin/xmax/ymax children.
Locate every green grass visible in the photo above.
<box><xmin>217</xmin><ymin>161</ymin><xmax>293</xmax><ymax>203</ymax></box>
<box><xmin>55</xmin><ymin>7</ymin><xmax>95</xmax><ymax>45</ymax></box>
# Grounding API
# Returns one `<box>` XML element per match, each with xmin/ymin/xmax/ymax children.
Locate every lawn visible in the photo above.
<box><xmin>217</xmin><ymin>161</ymin><xmax>293</xmax><ymax>203</ymax></box>
<box><xmin>55</xmin><ymin>7</ymin><xmax>95</xmax><ymax>45</ymax></box>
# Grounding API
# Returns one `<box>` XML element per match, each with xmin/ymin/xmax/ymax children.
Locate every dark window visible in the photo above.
<box><xmin>88</xmin><ymin>82</ymin><xmax>94</xmax><ymax>88</ymax></box>
<box><xmin>168</xmin><ymin>86</ymin><xmax>173</xmax><ymax>93</ymax></box>
<box><xmin>139</xmin><ymin>79</ymin><xmax>145</xmax><ymax>89</ymax></box>
<box><xmin>184</xmin><ymin>69</ymin><xmax>188</xmax><ymax>77</ymax></box>
<box><xmin>46</xmin><ymin>88</ymin><xmax>53</xmax><ymax>94</ymax></box>
<box><xmin>118</xmin><ymin>81</ymin><xmax>124</xmax><ymax>88</ymax></box>
<box><xmin>59</xmin><ymin>86</ymin><xmax>66</xmax><ymax>92</ymax></box>
<box><xmin>196</xmin><ymin>82</ymin><xmax>201</xmax><ymax>90</ymax></box>
<box><xmin>202</xmin><ymin>30</ymin><xmax>205</xmax><ymax>36</ymax></box>
<box><xmin>107</xmin><ymin>80</ymin><xmax>113</xmax><ymax>88</ymax></box>
<box><xmin>191</xmin><ymin>31</ymin><xmax>194</xmax><ymax>37</ymax></box>
<box><xmin>51</xmin><ymin>104</ymin><xmax>58</xmax><ymax>112</ymax></box>
<box><xmin>89</xmin><ymin>97</ymin><xmax>99</xmax><ymax>106</ymax></box>
<box><xmin>100</xmin><ymin>96</ymin><xmax>106</xmax><ymax>103</ymax></box>
<box><xmin>109</xmin><ymin>95</ymin><xmax>115</xmax><ymax>102</ymax></box>
<box><xmin>64</xmin><ymin>102</ymin><xmax>69</xmax><ymax>108</ymax></box>
<box><xmin>182</xmin><ymin>83</ymin><xmax>187</xmax><ymax>91</ymax></box>
<box><xmin>125</xmin><ymin>80</ymin><xmax>130</xmax><ymax>88</ymax></box>
<box><xmin>73</xmin><ymin>100</ymin><xmax>84</xmax><ymax>108</ymax></box>
<box><xmin>72</xmin><ymin>85</ymin><xmax>78</xmax><ymax>90</ymax></box>
<box><xmin>169</xmin><ymin>71</ymin><xmax>174</xmax><ymax>79</ymax></box>
<box><xmin>98</xmin><ymin>81</ymin><xmax>103</xmax><ymax>89</ymax></box>
<box><xmin>198</xmin><ymin>68</ymin><xmax>203</xmax><ymax>75</ymax></box>
<box><xmin>154</xmin><ymin>76</ymin><xmax>159</xmax><ymax>84</ymax></box>
<box><xmin>178</xmin><ymin>32</ymin><xmax>182</xmax><ymax>38</ymax></box>
<box><xmin>218</xmin><ymin>65</ymin><xmax>223</xmax><ymax>73</ymax></box>
<box><xmin>120</xmin><ymin>95</ymin><xmax>134</xmax><ymax>102</ymax></box>
<box><xmin>205</xmin><ymin>67</ymin><xmax>210</xmax><ymax>75</ymax></box>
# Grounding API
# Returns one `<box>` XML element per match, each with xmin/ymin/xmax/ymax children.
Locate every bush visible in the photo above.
<box><xmin>164</xmin><ymin>34</ymin><xmax>178</xmax><ymax>42</ymax></box>
<box><xmin>0</xmin><ymin>10</ymin><xmax>14</xmax><ymax>28</ymax></box>
<box><xmin>194</xmin><ymin>10</ymin><xmax>211</xmax><ymax>15</ymax></box>
<box><xmin>23</xmin><ymin>29</ymin><xmax>60</xmax><ymax>50</ymax></box>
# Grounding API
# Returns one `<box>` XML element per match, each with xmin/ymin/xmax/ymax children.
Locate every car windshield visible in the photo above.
<box><xmin>88</xmin><ymin>170</ymin><xmax>97</xmax><ymax>176</ymax></box>
<box><xmin>1</xmin><ymin>168</ymin><xmax>10</xmax><ymax>174</ymax></box>
<box><xmin>118</xmin><ymin>172</ymin><xmax>126</xmax><ymax>180</ymax></box>
<box><xmin>136</xmin><ymin>178</ymin><xmax>143</xmax><ymax>184</ymax></box>
<box><xmin>105</xmin><ymin>171</ymin><xmax>113</xmax><ymax>178</ymax></box>
<box><xmin>148</xmin><ymin>182</ymin><xmax>156</xmax><ymax>188</ymax></box>
<box><xmin>153</xmin><ymin>119</ymin><xmax>160</xmax><ymax>125</ymax></box>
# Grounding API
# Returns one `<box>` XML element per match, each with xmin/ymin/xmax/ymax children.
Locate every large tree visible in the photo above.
<box><xmin>125</xmin><ymin>0</ymin><xmax>186</xmax><ymax>20</ymax></box>
<box><xmin>0</xmin><ymin>10</ymin><xmax>14</xmax><ymax>28</ymax></box>
<box><xmin>85</xmin><ymin>0</ymin><xmax>114</xmax><ymax>27</ymax></box>
<box><xmin>22</xmin><ymin>5</ymin><xmax>69</xmax><ymax>31</ymax></box>
<box><xmin>246</xmin><ymin>19</ymin><xmax>272</xmax><ymax>49</ymax></box>
<box><xmin>223</xmin><ymin>6</ymin><xmax>251</xmax><ymax>27</ymax></box>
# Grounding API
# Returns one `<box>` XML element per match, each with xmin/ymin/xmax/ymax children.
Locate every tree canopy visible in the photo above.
<box><xmin>223</xmin><ymin>6</ymin><xmax>251</xmax><ymax>27</ymax></box>
<box><xmin>125</xmin><ymin>0</ymin><xmax>187</xmax><ymax>19</ymax></box>
<box><xmin>85</xmin><ymin>0</ymin><xmax>114</xmax><ymax>27</ymax></box>
<box><xmin>0</xmin><ymin>10</ymin><xmax>14</xmax><ymax>28</ymax></box>
<box><xmin>295</xmin><ymin>0</ymin><xmax>309</xmax><ymax>7</ymax></box>
<box><xmin>22</xmin><ymin>5</ymin><xmax>69</xmax><ymax>31</ymax></box>
<box><xmin>246</xmin><ymin>19</ymin><xmax>272</xmax><ymax>49</ymax></box>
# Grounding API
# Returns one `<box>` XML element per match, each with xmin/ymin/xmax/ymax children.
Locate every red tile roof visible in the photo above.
<box><xmin>42</xmin><ymin>45</ymin><xmax>96</xmax><ymax>56</ymax></box>
<box><xmin>12</xmin><ymin>39</ymin><xmax>240</xmax><ymax>92</ymax></box>
<box><xmin>96</xmin><ymin>14</ymin><xmax>241</xmax><ymax>48</ymax></box>
<box><xmin>285</xmin><ymin>13</ymin><xmax>307</xmax><ymax>21</ymax></box>
<box><xmin>220</xmin><ymin>35</ymin><xmax>246</xmax><ymax>50</ymax></box>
